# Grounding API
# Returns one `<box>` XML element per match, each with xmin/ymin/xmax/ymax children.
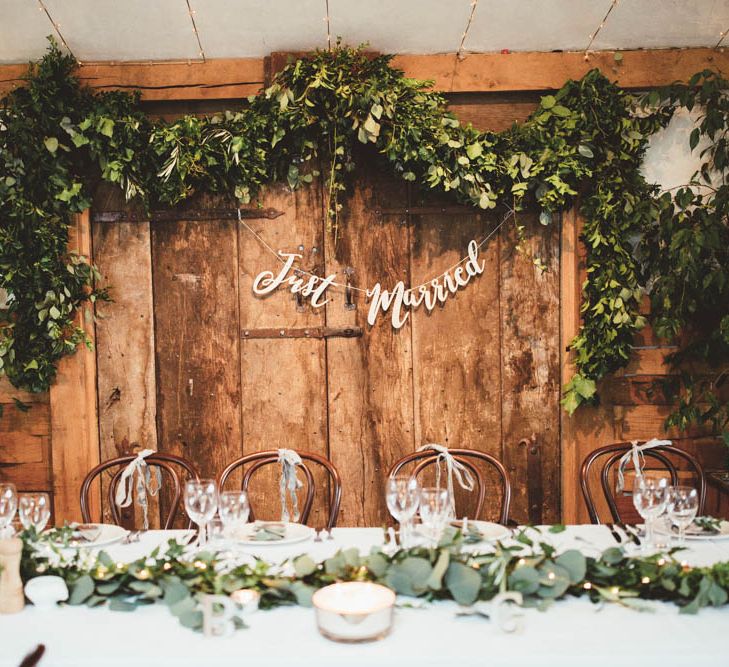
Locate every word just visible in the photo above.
<box><xmin>252</xmin><ymin>240</ymin><xmax>485</xmax><ymax>329</ymax></box>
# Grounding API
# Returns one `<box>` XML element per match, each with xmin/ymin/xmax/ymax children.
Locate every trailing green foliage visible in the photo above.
<box><xmin>0</xmin><ymin>41</ymin><xmax>727</xmax><ymax>441</ymax></box>
<box><xmin>19</xmin><ymin>529</ymin><xmax>729</xmax><ymax>632</ymax></box>
<box><xmin>639</xmin><ymin>72</ymin><xmax>729</xmax><ymax>443</ymax></box>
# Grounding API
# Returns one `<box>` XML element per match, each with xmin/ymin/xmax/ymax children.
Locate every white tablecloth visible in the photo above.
<box><xmin>3</xmin><ymin>525</ymin><xmax>729</xmax><ymax>666</ymax></box>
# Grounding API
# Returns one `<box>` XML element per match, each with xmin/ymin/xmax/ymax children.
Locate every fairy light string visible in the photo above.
<box><xmin>584</xmin><ymin>0</ymin><xmax>619</xmax><ymax>61</ymax></box>
<box><xmin>185</xmin><ymin>0</ymin><xmax>206</xmax><ymax>61</ymax></box>
<box><xmin>36</xmin><ymin>0</ymin><xmax>75</xmax><ymax>61</ymax></box>
<box><xmin>457</xmin><ymin>0</ymin><xmax>480</xmax><ymax>60</ymax></box>
<box><xmin>717</xmin><ymin>28</ymin><xmax>728</xmax><ymax>49</ymax></box>
<box><xmin>237</xmin><ymin>206</ymin><xmax>515</xmax><ymax>296</ymax></box>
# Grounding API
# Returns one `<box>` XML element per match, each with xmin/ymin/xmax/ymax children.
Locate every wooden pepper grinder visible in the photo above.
<box><xmin>0</xmin><ymin>537</ymin><xmax>25</xmax><ymax>613</ymax></box>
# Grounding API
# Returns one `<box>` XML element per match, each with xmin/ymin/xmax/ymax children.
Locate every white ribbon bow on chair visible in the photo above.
<box><xmin>277</xmin><ymin>449</ymin><xmax>303</xmax><ymax>523</ymax></box>
<box><xmin>417</xmin><ymin>443</ymin><xmax>475</xmax><ymax>516</ymax></box>
<box><xmin>114</xmin><ymin>449</ymin><xmax>161</xmax><ymax>530</ymax></box>
<box><xmin>615</xmin><ymin>438</ymin><xmax>672</xmax><ymax>494</ymax></box>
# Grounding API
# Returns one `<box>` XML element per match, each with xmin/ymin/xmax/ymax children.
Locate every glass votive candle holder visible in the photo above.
<box><xmin>230</xmin><ymin>588</ymin><xmax>260</xmax><ymax>614</ymax></box>
<box><xmin>312</xmin><ymin>582</ymin><xmax>395</xmax><ymax>642</ymax></box>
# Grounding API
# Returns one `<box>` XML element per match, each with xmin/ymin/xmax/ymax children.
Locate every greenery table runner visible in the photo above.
<box><xmin>18</xmin><ymin>526</ymin><xmax>729</xmax><ymax>633</ymax></box>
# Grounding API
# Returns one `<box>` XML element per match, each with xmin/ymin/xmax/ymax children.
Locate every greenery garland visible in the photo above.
<box><xmin>19</xmin><ymin>528</ymin><xmax>729</xmax><ymax>632</ymax></box>
<box><xmin>0</xmin><ymin>40</ymin><xmax>727</xmax><ymax>440</ymax></box>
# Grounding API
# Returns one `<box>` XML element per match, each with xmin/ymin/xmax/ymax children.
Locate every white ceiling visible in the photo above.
<box><xmin>0</xmin><ymin>0</ymin><xmax>727</xmax><ymax>64</ymax></box>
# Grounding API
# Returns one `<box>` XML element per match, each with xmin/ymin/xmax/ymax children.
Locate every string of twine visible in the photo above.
<box><xmin>237</xmin><ymin>206</ymin><xmax>515</xmax><ymax>295</ymax></box>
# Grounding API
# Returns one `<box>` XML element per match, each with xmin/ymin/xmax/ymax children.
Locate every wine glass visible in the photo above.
<box><xmin>0</xmin><ymin>483</ymin><xmax>18</xmax><ymax>538</ymax></box>
<box><xmin>218</xmin><ymin>490</ymin><xmax>250</xmax><ymax>538</ymax></box>
<box><xmin>386</xmin><ymin>476</ymin><xmax>420</xmax><ymax>548</ymax></box>
<box><xmin>18</xmin><ymin>492</ymin><xmax>51</xmax><ymax>534</ymax></box>
<box><xmin>184</xmin><ymin>479</ymin><xmax>218</xmax><ymax>547</ymax></box>
<box><xmin>418</xmin><ymin>487</ymin><xmax>451</xmax><ymax>547</ymax></box>
<box><xmin>666</xmin><ymin>485</ymin><xmax>699</xmax><ymax>547</ymax></box>
<box><xmin>632</xmin><ymin>474</ymin><xmax>668</xmax><ymax>552</ymax></box>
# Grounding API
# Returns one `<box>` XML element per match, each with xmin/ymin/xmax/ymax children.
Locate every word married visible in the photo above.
<box><xmin>252</xmin><ymin>240</ymin><xmax>485</xmax><ymax>329</ymax></box>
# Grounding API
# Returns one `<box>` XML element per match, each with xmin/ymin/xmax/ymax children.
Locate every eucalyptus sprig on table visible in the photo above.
<box><xmin>18</xmin><ymin>528</ymin><xmax>729</xmax><ymax>633</ymax></box>
<box><xmin>1</xmin><ymin>40</ymin><xmax>727</xmax><ymax>440</ymax></box>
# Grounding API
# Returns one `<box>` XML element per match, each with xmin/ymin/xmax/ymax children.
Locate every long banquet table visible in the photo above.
<box><xmin>3</xmin><ymin>525</ymin><xmax>729</xmax><ymax>666</ymax></box>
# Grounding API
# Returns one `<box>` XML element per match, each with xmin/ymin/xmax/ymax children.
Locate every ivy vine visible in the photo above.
<box><xmin>0</xmin><ymin>40</ymin><xmax>726</xmax><ymax>441</ymax></box>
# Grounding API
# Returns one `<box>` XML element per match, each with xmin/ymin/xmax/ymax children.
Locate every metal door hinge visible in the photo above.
<box><xmin>241</xmin><ymin>326</ymin><xmax>363</xmax><ymax>340</ymax></box>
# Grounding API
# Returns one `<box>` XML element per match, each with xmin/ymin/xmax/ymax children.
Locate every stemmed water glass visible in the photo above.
<box><xmin>418</xmin><ymin>487</ymin><xmax>451</xmax><ymax>547</ymax></box>
<box><xmin>184</xmin><ymin>479</ymin><xmax>218</xmax><ymax>547</ymax></box>
<box><xmin>386</xmin><ymin>476</ymin><xmax>420</xmax><ymax>548</ymax></box>
<box><xmin>18</xmin><ymin>493</ymin><xmax>51</xmax><ymax>534</ymax></box>
<box><xmin>666</xmin><ymin>485</ymin><xmax>699</xmax><ymax>547</ymax></box>
<box><xmin>0</xmin><ymin>483</ymin><xmax>18</xmax><ymax>538</ymax></box>
<box><xmin>218</xmin><ymin>490</ymin><xmax>250</xmax><ymax>538</ymax></box>
<box><xmin>632</xmin><ymin>474</ymin><xmax>668</xmax><ymax>553</ymax></box>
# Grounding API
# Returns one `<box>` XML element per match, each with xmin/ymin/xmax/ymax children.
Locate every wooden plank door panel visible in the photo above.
<box><xmin>409</xmin><ymin>203</ymin><xmax>503</xmax><ymax>521</ymax></box>
<box><xmin>93</xmin><ymin>186</ymin><xmax>159</xmax><ymax>526</ymax></box>
<box><xmin>152</xmin><ymin>213</ymin><xmax>242</xmax><ymax>524</ymax></box>
<box><xmin>499</xmin><ymin>212</ymin><xmax>561</xmax><ymax>523</ymax></box>
<box><xmin>238</xmin><ymin>182</ymin><xmax>330</xmax><ymax>528</ymax></box>
<box><xmin>325</xmin><ymin>159</ymin><xmax>414</xmax><ymax>527</ymax></box>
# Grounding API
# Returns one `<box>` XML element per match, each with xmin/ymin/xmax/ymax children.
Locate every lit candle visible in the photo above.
<box><xmin>312</xmin><ymin>582</ymin><xmax>395</xmax><ymax>642</ymax></box>
<box><xmin>230</xmin><ymin>589</ymin><xmax>260</xmax><ymax>614</ymax></box>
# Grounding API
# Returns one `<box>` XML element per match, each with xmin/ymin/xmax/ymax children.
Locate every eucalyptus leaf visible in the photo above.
<box><xmin>68</xmin><ymin>575</ymin><xmax>94</xmax><ymax>605</ymax></box>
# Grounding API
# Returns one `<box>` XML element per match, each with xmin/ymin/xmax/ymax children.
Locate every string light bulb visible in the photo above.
<box><xmin>717</xmin><ymin>28</ymin><xmax>728</xmax><ymax>49</ymax></box>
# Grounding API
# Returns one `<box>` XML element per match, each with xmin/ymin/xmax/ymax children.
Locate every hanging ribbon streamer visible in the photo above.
<box><xmin>417</xmin><ymin>443</ymin><xmax>475</xmax><ymax>516</ymax></box>
<box><xmin>277</xmin><ymin>449</ymin><xmax>303</xmax><ymax>523</ymax></box>
<box><xmin>615</xmin><ymin>438</ymin><xmax>672</xmax><ymax>494</ymax></box>
<box><xmin>114</xmin><ymin>449</ymin><xmax>162</xmax><ymax>530</ymax></box>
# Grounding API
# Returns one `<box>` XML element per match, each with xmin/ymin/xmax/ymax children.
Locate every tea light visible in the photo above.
<box><xmin>230</xmin><ymin>588</ymin><xmax>260</xmax><ymax>614</ymax></box>
<box><xmin>312</xmin><ymin>582</ymin><xmax>395</xmax><ymax>642</ymax></box>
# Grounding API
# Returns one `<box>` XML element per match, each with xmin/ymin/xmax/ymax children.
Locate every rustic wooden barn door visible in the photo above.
<box><xmin>91</xmin><ymin>94</ymin><xmax>560</xmax><ymax>527</ymax></box>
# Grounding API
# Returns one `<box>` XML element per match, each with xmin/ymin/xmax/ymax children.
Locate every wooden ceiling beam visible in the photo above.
<box><xmin>0</xmin><ymin>48</ymin><xmax>727</xmax><ymax>101</ymax></box>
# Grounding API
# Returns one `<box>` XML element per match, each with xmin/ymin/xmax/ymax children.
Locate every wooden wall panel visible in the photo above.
<box><xmin>325</xmin><ymin>161</ymin><xmax>414</xmax><ymax>527</ymax></box>
<box><xmin>0</xmin><ymin>379</ymin><xmax>52</xmax><ymax>499</ymax></box>
<box><xmin>49</xmin><ymin>211</ymin><xmax>101</xmax><ymax>523</ymax></box>
<box><xmin>500</xmin><ymin>212</ymin><xmax>561</xmax><ymax>524</ymax></box>
<box><xmin>237</xmin><ymin>183</ymin><xmax>330</xmax><ymax>527</ymax></box>
<box><xmin>409</xmin><ymin>205</ymin><xmax>502</xmax><ymax>520</ymax></box>
<box><xmin>152</xmin><ymin>215</ymin><xmax>242</xmax><ymax>506</ymax></box>
<box><xmin>93</xmin><ymin>208</ymin><xmax>158</xmax><ymax>525</ymax></box>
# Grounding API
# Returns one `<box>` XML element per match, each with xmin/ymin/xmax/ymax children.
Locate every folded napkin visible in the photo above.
<box><xmin>685</xmin><ymin>516</ymin><xmax>721</xmax><ymax>536</ymax></box>
<box><xmin>251</xmin><ymin>523</ymin><xmax>287</xmax><ymax>542</ymax></box>
<box><xmin>70</xmin><ymin>523</ymin><xmax>102</xmax><ymax>544</ymax></box>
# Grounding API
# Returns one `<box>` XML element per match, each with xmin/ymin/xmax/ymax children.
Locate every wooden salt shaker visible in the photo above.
<box><xmin>0</xmin><ymin>537</ymin><xmax>25</xmax><ymax>613</ymax></box>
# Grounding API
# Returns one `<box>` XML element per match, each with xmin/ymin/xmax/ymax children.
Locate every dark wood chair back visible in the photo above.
<box><xmin>580</xmin><ymin>441</ymin><xmax>707</xmax><ymax>524</ymax></box>
<box><xmin>389</xmin><ymin>448</ymin><xmax>511</xmax><ymax>524</ymax></box>
<box><xmin>80</xmin><ymin>453</ymin><xmax>200</xmax><ymax>529</ymax></box>
<box><xmin>218</xmin><ymin>450</ymin><xmax>342</xmax><ymax>530</ymax></box>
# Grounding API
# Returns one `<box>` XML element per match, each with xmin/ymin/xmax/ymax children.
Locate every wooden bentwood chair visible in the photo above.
<box><xmin>389</xmin><ymin>449</ymin><xmax>512</xmax><ymax>525</ymax></box>
<box><xmin>218</xmin><ymin>450</ymin><xmax>342</xmax><ymax>530</ymax></box>
<box><xmin>80</xmin><ymin>453</ymin><xmax>200</xmax><ymax>529</ymax></box>
<box><xmin>580</xmin><ymin>441</ymin><xmax>707</xmax><ymax>524</ymax></box>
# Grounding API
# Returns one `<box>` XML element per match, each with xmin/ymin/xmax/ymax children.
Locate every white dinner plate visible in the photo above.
<box><xmin>229</xmin><ymin>522</ymin><xmax>315</xmax><ymax>546</ymax></box>
<box><xmin>654</xmin><ymin>517</ymin><xmax>729</xmax><ymax>541</ymax></box>
<box><xmin>49</xmin><ymin>523</ymin><xmax>127</xmax><ymax>549</ymax></box>
<box><xmin>450</xmin><ymin>520</ymin><xmax>511</xmax><ymax>542</ymax></box>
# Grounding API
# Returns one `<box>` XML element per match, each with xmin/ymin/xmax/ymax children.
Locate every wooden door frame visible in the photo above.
<box><xmin>36</xmin><ymin>47</ymin><xmax>723</xmax><ymax>522</ymax></box>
